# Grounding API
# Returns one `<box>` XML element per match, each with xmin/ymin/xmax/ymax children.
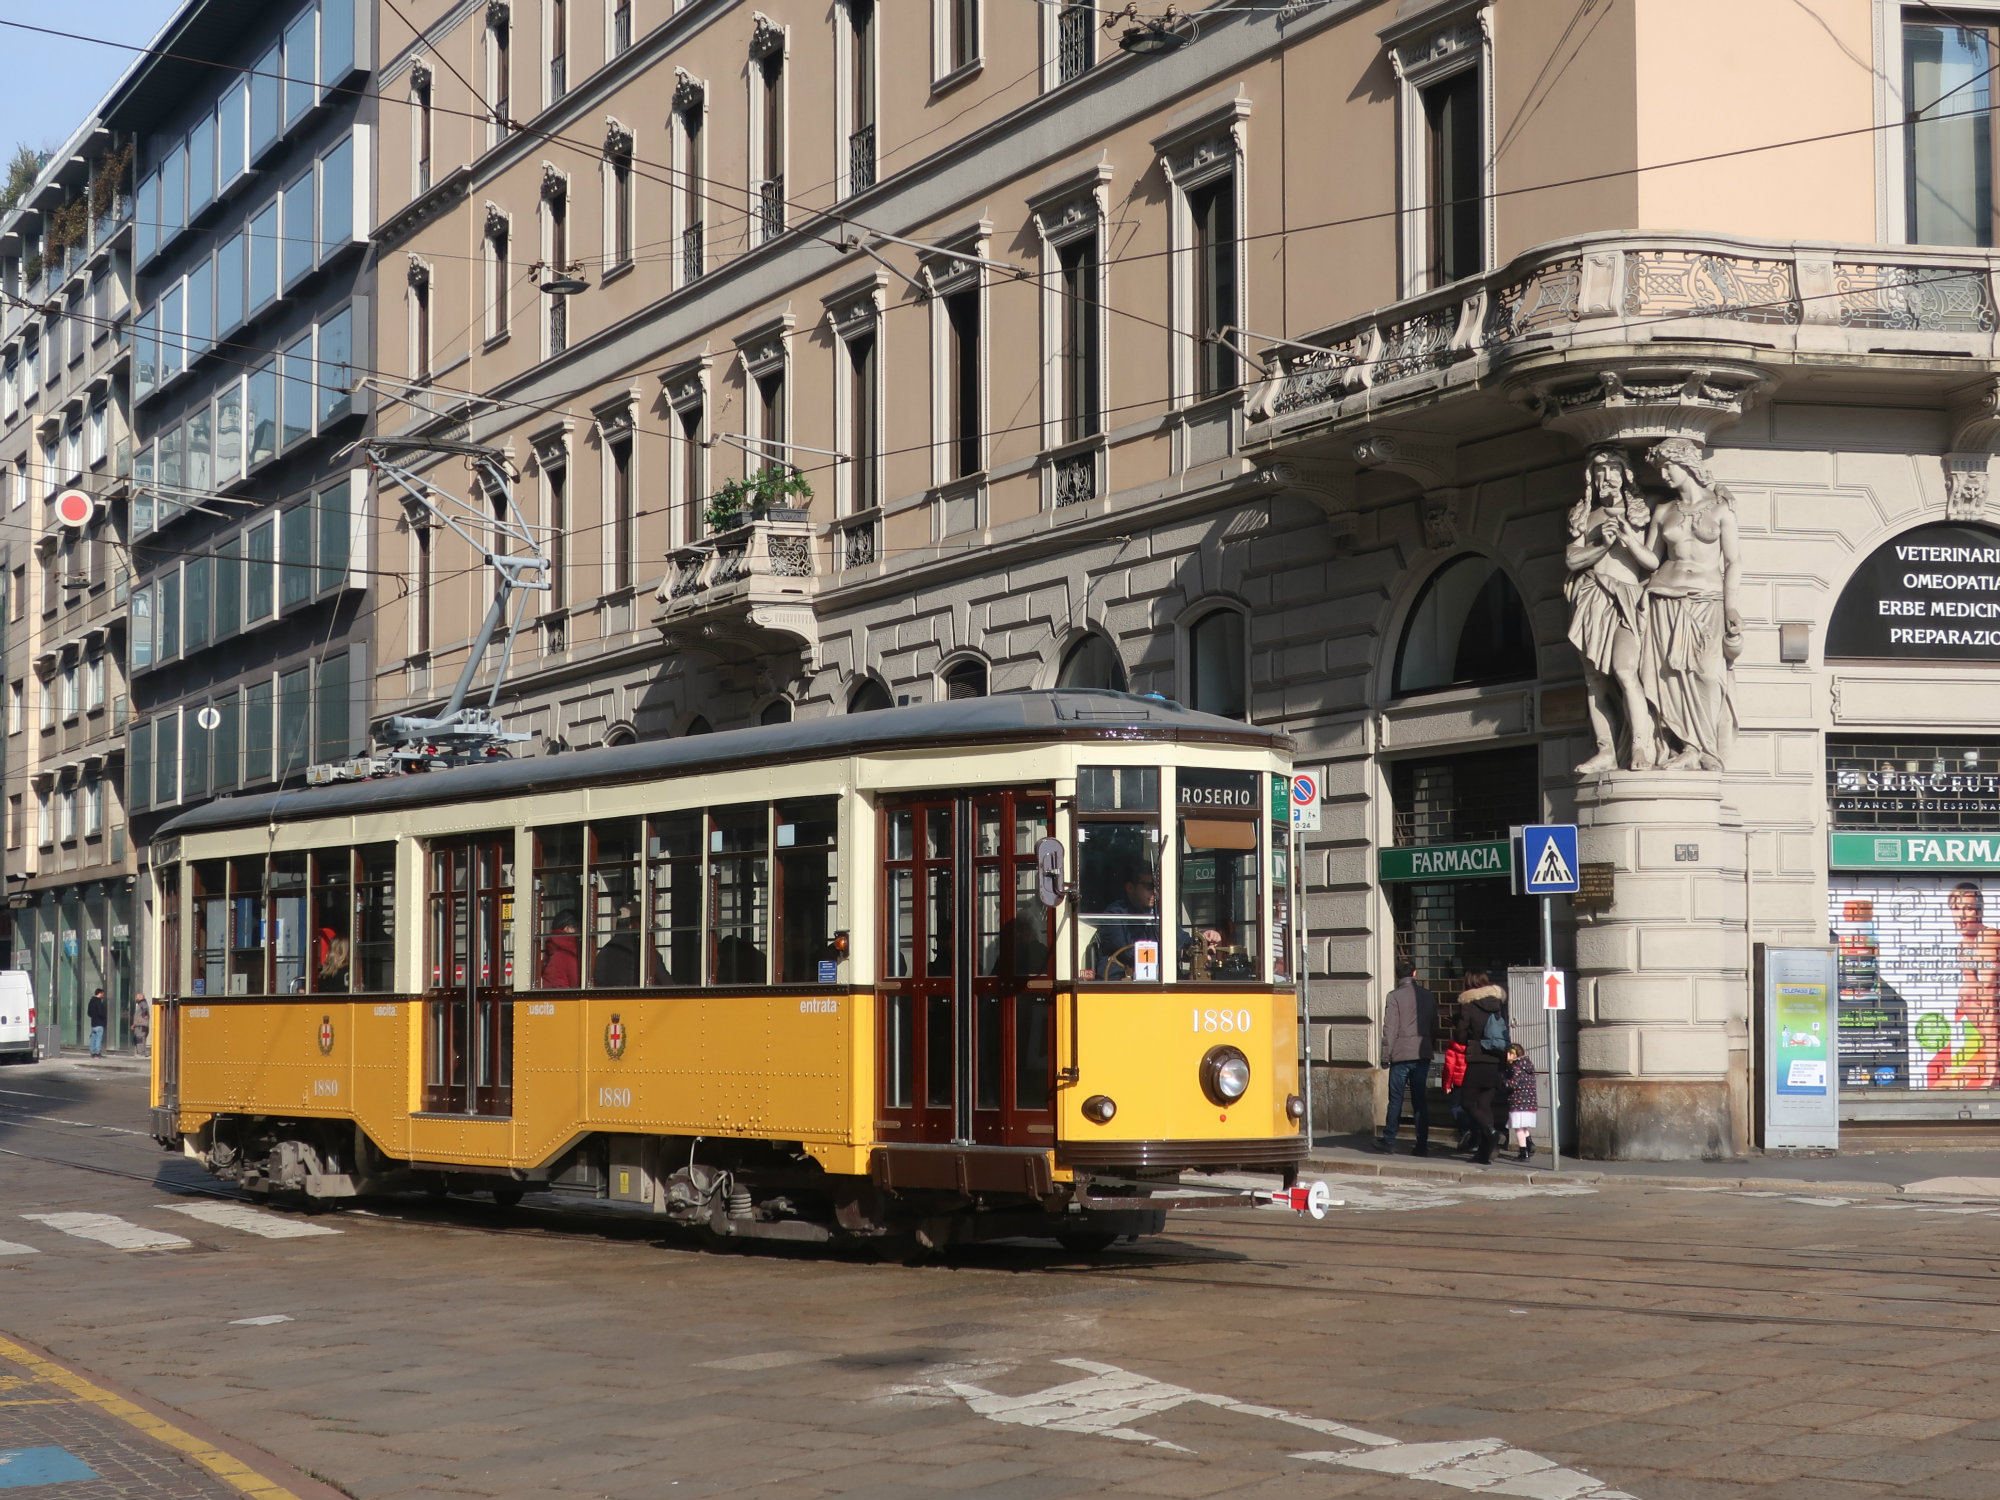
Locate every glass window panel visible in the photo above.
<box><xmin>186</xmin><ymin>403</ymin><xmax>211</xmax><ymax>497</ymax></box>
<box><xmin>589</xmin><ymin>819</ymin><xmax>645</xmax><ymax>986</ymax></box>
<box><xmin>155</xmin><ymin>711</ymin><xmax>179</xmax><ymax>805</ymax></box>
<box><xmin>535</xmin><ymin>825</ymin><xmax>585</xmax><ymax>987</ymax></box>
<box><xmin>310</xmin><ymin>848</ymin><xmax>353</xmax><ymax>993</ymax></box>
<box><xmin>1906</xmin><ymin>22</ymin><xmax>1994</xmax><ymax>246</ymax></box>
<box><xmin>159</xmin><ymin>570</ymin><xmax>181</xmax><ymax>659</ymax></box>
<box><xmin>285</xmin><ymin>10</ymin><xmax>318</xmax><ymax>126</ymax></box>
<box><xmin>281</xmin><ymin>174</ymin><xmax>315</xmax><ymax>285</ymax></box>
<box><xmin>246</xmin><ymin>519</ymin><xmax>274</xmax><ymax>619</ymax></box>
<box><xmin>250</xmin><ymin>42</ymin><xmax>281</xmax><ymax>157</ymax></box>
<box><xmin>355</xmin><ymin>844</ymin><xmax>396</xmax><ymax>992</ymax></box>
<box><xmin>158</xmin><ymin>422</ymin><xmax>183</xmax><ymax>518</ymax></box>
<box><xmin>315</xmin><ymin>651</ymin><xmax>348</xmax><ymax>761</ymax></box>
<box><xmin>321</xmin><ymin>0</ymin><xmax>355</xmax><ymax>81</ymax></box>
<box><xmin>1176</xmin><ymin>814</ymin><xmax>1261</xmax><ymax>981</ymax></box>
<box><xmin>160</xmin><ymin>282</ymin><xmax>184</xmax><ymax>377</ymax></box>
<box><xmin>1189</xmin><ymin>609</ymin><xmax>1247</xmax><ymax>719</ymax></box>
<box><xmin>247</xmin><ymin>358</ymin><xmax>277</xmax><ymax>465</ymax></box>
<box><xmin>319</xmin><ymin>136</ymin><xmax>353</xmax><ymax>252</ymax></box>
<box><xmin>247</xmin><ymin>202</ymin><xmax>279</xmax><ymax>312</ymax></box>
<box><xmin>1078</xmin><ymin>819</ymin><xmax>1160</xmax><ymax>982</ymax></box>
<box><xmin>647</xmin><ymin>812</ymin><xmax>702</xmax><ymax>984</ymax></box>
<box><xmin>775</xmin><ymin>796</ymin><xmax>838</xmax><ymax>983</ymax></box>
<box><xmin>213</xmin><ymin>690</ymin><xmax>238</xmax><ymax>791</ymax></box>
<box><xmin>271</xmin><ymin>852</ymin><xmax>307</xmax><ymax>993</ymax></box>
<box><xmin>215</xmin><ymin>380</ymin><xmax>244</xmax><ymax>483</ymax></box>
<box><xmin>214</xmin><ymin>536</ymin><xmax>241</xmax><ymax>637</ymax></box>
<box><xmin>245</xmin><ymin>678</ymin><xmax>273</xmax><ymax>781</ymax></box>
<box><xmin>281</xmin><ymin>332</ymin><xmax>313</xmax><ymax>446</ymax></box>
<box><xmin>280</xmin><ymin>504</ymin><xmax>312</xmax><ymax>607</ymax></box>
<box><xmin>317</xmin><ymin>306</ymin><xmax>351</xmax><ymax>423</ymax></box>
<box><xmin>277</xmin><ymin>666</ymin><xmax>309</xmax><ymax>778</ymax></box>
<box><xmin>183</xmin><ymin>704</ymin><xmax>210</xmax><ymax>798</ymax></box>
<box><xmin>161</xmin><ymin>144</ymin><xmax>186</xmax><ymax>234</ymax></box>
<box><xmin>133</xmin><ymin>306</ymin><xmax>158</xmax><ymax>398</ymax></box>
<box><xmin>219</xmin><ymin>81</ymin><xmax>247</xmax><ymax>185</ymax></box>
<box><xmin>184</xmin><ymin>556</ymin><xmax>210</xmax><ymax>652</ymax></box>
<box><xmin>131</xmin><ymin>586</ymin><xmax>153</xmax><ymax>669</ymax></box>
<box><xmin>1077</xmin><ymin>765</ymin><xmax>1159</xmax><ymax>812</ymax></box>
<box><xmin>710</xmin><ymin>805</ymin><xmax>769</xmax><ymax>983</ymax></box>
<box><xmin>216</xmin><ymin>232</ymin><xmax>245</xmax><ymax>335</ymax></box>
<box><xmin>136</xmin><ymin>171</ymin><xmax>158</xmax><ymax>264</ymax></box>
<box><xmin>129</xmin><ymin>721</ymin><xmax>152</xmax><ymax>810</ymax></box>
<box><xmin>188</xmin><ymin>113</ymin><xmax>216</xmax><ymax>216</ymax></box>
<box><xmin>317</xmin><ymin>482</ymin><xmax>349</xmax><ymax>589</ymax></box>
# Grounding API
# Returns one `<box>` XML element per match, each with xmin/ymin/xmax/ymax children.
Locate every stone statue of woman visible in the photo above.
<box><xmin>1565</xmin><ymin>445</ymin><xmax>1658</xmax><ymax>773</ymax></box>
<box><xmin>1640</xmin><ymin>438</ymin><xmax>1743</xmax><ymax>771</ymax></box>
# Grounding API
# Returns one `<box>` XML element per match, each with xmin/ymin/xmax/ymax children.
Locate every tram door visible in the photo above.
<box><xmin>424</xmin><ymin>837</ymin><xmax>516</xmax><ymax>1116</ymax></box>
<box><xmin>878</xmin><ymin>791</ymin><xmax>1057</xmax><ymax>1146</ymax></box>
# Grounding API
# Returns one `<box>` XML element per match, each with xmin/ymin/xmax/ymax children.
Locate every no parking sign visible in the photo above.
<box><xmin>1290</xmin><ymin>774</ymin><xmax>1320</xmax><ymax>831</ymax></box>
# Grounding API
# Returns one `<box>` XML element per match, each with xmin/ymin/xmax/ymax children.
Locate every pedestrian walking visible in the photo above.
<box><xmin>86</xmin><ymin>987</ymin><xmax>107</xmax><ymax>1057</ymax></box>
<box><xmin>131</xmin><ymin>994</ymin><xmax>151</xmax><ymax>1056</ymax></box>
<box><xmin>1505</xmin><ymin>1043</ymin><xmax>1538</xmax><ymax>1162</ymax></box>
<box><xmin>1442</xmin><ymin>1037</ymin><xmax>1472</xmax><ymax>1150</ymax></box>
<box><xmin>1453</xmin><ymin>969</ymin><xmax>1510</xmax><ymax>1164</ymax></box>
<box><xmin>1374</xmin><ymin>960</ymin><xmax>1437</xmax><ymax>1155</ymax></box>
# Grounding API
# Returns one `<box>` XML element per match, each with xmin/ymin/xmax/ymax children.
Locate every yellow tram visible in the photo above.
<box><xmin>148</xmin><ymin>690</ymin><xmax>1305</xmax><ymax>1247</ymax></box>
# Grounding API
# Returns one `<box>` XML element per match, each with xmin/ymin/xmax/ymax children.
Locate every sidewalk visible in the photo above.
<box><xmin>42</xmin><ymin>1047</ymin><xmax>151</xmax><ymax>1074</ymax></box>
<box><xmin>1307</xmin><ymin>1130</ymin><xmax>2000</xmax><ymax>1197</ymax></box>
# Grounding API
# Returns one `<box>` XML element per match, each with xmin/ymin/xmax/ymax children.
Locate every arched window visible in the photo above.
<box><xmin>602</xmin><ymin>722</ymin><xmax>637</xmax><ymax>747</ymax></box>
<box><xmin>941</xmin><ymin>659</ymin><xmax>987</xmax><ymax>700</ymax></box>
<box><xmin>1186</xmin><ymin>607</ymin><xmax>1247</xmax><ymax>719</ymax></box>
<box><xmin>848</xmin><ymin>679</ymin><xmax>893</xmax><ymax>713</ymax></box>
<box><xmin>1056</xmin><ymin>633</ymin><xmax>1128</xmax><ymax>693</ymax></box>
<box><xmin>685</xmin><ymin>715</ymin><xmax>713</xmax><ymax>735</ymax></box>
<box><xmin>760</xmin><ymin>698</ymin><xmax>793</xmax><ymax>725</ymax></box>
<box><xmin>1393</xmin><ymin>555</ymin><xmax>1536</xmax><ymax>697</ymax></box>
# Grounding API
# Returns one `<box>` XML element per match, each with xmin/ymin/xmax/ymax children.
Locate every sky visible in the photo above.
<box><xmin>0</xmin><ymin>3</ymin><xmax>178</xmax><ymax>165</ymax></box>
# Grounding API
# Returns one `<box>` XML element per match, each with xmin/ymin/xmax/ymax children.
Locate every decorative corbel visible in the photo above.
<box><xmin>749</xmin><ymin>12</ymin><xmax>786</xmax><ymax>58</ymax></box>
<box><xmin>604</xmin><ymin>119</ymin><xmax>634</xmax><ymax>161</ymax></box>
<box><xmin>1948</xmin><ymin>455</ymin><xmax>1990</xmax><ymax>522</ymax></box>
<box><xmin>672</xmin><ymin>68</ymin><xmax>705</xmax><ymax>114</ymax></box>
<box><xmin>486</xmin><ymin>0</ymin><xmax>510</xmax><ymax>27</ymax></box>
<box><xmin>1352</xmin><ymin>431</ymin><xmax>1457</xmax><ymax>491</ymax></box>
<box><xmin>405</xmin><ymin>255</ymin><xmax>430</xmax><ymax>290</ymax></box>
<box><xmin>540</xmin><ymin>163</ymin><xmax>566</xmax><ymax>203</ymax></box>
<box><xmin>483</xmin><ymin>202</ymin><xmax>509</xmax><ymax>242</ymax></box>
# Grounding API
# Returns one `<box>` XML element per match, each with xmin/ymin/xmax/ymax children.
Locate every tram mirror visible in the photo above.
<box><xmin>1036</xmin><ymin>837</ymin><xmax>1066</xmax><ymax>908</ymax></box>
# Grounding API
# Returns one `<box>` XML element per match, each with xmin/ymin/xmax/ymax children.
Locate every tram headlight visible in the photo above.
<box><xmin>1200</xmin><ymin>1045</ymin><xmax>1251</xmax><ymax>1107</ymax></box>
<box><xmin>1082</xmin><ymin>1094</ymin><xmax>1118</xmax><ymax>1124</ymax></box>
<box><xmin>1286</xmin><ymin>1093</ymin><xmax>1306</xmax><ymax>1121</ymax></box>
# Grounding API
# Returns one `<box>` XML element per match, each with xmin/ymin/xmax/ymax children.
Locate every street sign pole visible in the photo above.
<box><xmin>1543</xmin><ymin>893</ymin><xmax>1558</xmax><ymax>1174</ymax></box>
<box><xmin>1296</xmin><ymin>818</ymin><xmax>1312</xmax><ymax>1151</ymax></box>
<box><xmin>1522</xmin><ymin>824</ymin><xmax>1579</xmax><ymax>1173</ymax></box>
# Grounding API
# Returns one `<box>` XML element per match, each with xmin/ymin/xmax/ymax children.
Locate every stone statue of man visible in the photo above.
<box><xmin>1640</xmin><ymin>437</ymin><xmax>1743</xmax><ymax>772</ymax></box>
<box><xmin>1565</xmin><ymin>444</ymin><xmax>1658</xmax><ymax>773</ymax></box>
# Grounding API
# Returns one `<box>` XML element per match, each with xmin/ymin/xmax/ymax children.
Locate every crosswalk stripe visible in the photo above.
<box><xmin>159</xmin><ymin>1204</ymin><xmax>342</xmax><ymax>1239</ymax></box>
<box><xmin>20</xmin><ymin>1213</ymin><xmax>191</xmax><ymax>1251</ymax></box>
<box><xmin>0</xmin><ymin>1240</ymin><xmax>39</xmax><ymax>1256</ymax></box>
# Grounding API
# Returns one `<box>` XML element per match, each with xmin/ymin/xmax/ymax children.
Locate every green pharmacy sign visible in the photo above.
<box><xmin>1830</xmin><ymin>832</ymin><xmax>2000</xmax><ymax>871</ymax></box>
<box><xmin>1377</xmin><ymin>840</ymin><xmax>1512</xmax><ymax>884</ymax></box>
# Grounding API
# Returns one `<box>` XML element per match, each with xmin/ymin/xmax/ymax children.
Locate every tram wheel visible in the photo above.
<box><xmin>491</xmin><ymin>1186</ymin><xmax>524</xmax><ymax>1208</ymax></box>
<box><xmin>1056</xmin><ymin>1231</ymin><xmax>1118</xmax><ymax>1255</ymax></box>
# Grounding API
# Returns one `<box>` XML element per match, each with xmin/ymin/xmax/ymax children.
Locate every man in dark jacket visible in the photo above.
<box><xmin>86</xmin><ymin>988</ymin><xmax>107</xmax><ymax>1057</ymax></box>
<box><xmin>1454</xmin><ymin>969</ymin><xmax>1510</xmax><ymax>1164</ymax></box>
<box><xmin>1375</xmin><ymin>960</ymin><xmax>1437</xmax><ymax>1155</ymax></box>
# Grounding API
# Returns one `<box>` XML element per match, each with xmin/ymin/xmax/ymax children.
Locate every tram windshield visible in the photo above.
<box><xmin>1076</xmin><ymin>766</ymin><xmax>1162</xmax><ymax>982</ymax></box>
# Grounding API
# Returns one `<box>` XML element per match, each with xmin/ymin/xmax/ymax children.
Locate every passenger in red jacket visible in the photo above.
<box><xmin>1442</xmin><ymin>1037</ymin><xmax>1471</xmax><ymax>1151</ymax></box>
<box><xmin>539</xmin><ymin>916</ymin><xmax>582</xmax><ymax>989</ymax></box>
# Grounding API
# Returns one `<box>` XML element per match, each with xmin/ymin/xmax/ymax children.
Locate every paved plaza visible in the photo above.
<box><xmin>5</xmin><ymin>1061</ymin><xmax>2000</xmax><ymax>1498</ymax></box>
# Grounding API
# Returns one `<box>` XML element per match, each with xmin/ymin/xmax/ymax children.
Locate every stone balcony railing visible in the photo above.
<box><xmin>653</xmin><ymin>512</ymin><xmax>820</xmax><ymax>662</ymax></box>
<box><xmin>1247</xmin><ymin>230</ymin><xmax>2000</xmax><ymax>440</ymax></box>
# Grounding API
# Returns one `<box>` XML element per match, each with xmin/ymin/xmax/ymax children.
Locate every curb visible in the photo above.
<box><xmin>1302</xmin><ymin>1153</ymin><xmax>1907</xmax><ymax>1198</ymax></box>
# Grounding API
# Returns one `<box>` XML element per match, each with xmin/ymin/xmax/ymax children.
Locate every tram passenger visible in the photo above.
<box><xmin>1004</xmin><ymin>913</ymin><xmax>1050</xmax><ymax>977</ymax></box>
<box><xmin>540</xmin><ymin>913</ymin><xmax>582</xmax><ymax>989</ymax></box>
<box><xmin>594</xmin><ymin>902</ymin><xmax>642</xmax><ymax>988</ymax></box>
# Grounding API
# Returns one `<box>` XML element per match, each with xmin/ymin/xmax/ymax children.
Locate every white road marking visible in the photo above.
<box><xmin>890</xmin><ymin>1357</ymin><xmax>1635</xmax><ymax>1496</ymax></box>
<box><xmin>29</xmin><ymin>1116</ymin><xmax>154</xmax><ymax>1136</ymax></box>
<box><xmin>1204</xmin><ymin>1173</ymin><xmax>1596</xmax><ymax>1215</ymax></box>
<box><xmin>699</xmin><ymin>1351</ymin><xmax>828</xmax><ymax>1371</ymax></box>
<box><xmin>229</xmin><ymin>1315</ymin><xmax>294</xmax><ymax>1326</ymax></box>
<box><xmin>21</xmin><ymin>1212</ymin><xmax>190</xmax><ymax>1250</ymax></box>
<box><xmin>159</xmin><ymin>1203</ymin><xmax>343</xmax><ymax>1239</ymax></box>
<box><xmin>0</xmin><ymin>1240</ymin><xmax>39</xmax><ymax>1256</ymax></box>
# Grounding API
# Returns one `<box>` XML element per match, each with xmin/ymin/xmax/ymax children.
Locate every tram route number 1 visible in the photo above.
<box><xmin>1193</xmin><ymin>1009</ymin><xmax>1254</xmax><ymax>1033</ymax></box>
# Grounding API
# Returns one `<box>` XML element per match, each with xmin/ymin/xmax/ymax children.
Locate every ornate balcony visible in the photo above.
<box><xmin>654</xmin><ymin>514</ymin><xmax>819</xmax><ymax>664</ymax></box>
<box><xmin>1246</xmin><ymin>230</ymin><xmax>2000</xmax><ymax>452</ymax></box>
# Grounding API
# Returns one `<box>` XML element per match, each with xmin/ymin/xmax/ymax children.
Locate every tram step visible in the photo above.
<box><xmin>1080</xmin><ymin>1193</ymin><xmax>1257</xmax><ymax>1212</ymax></box>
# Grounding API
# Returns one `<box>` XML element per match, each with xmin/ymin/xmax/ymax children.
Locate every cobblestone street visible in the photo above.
<box><xmin>7</xmin><ymin>1062</ymin><xmax>2000</xmax><ymax>1499</ymax></box>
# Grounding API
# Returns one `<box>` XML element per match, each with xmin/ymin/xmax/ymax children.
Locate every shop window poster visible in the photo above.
<box><xmin>1831</xmin><ymin>878</ymin><xmax>2000</xmax><ymax>1089</ymax></box>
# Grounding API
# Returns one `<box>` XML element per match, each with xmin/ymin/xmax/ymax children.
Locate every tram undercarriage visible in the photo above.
<box><xmin>179</xmin><ymin>1117</ymin><xmax>1292</xmax><ymax>1249</ymax></box>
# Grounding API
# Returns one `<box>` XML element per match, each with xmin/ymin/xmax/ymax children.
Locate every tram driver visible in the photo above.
<box><xmin>1081</xmin><ymin>862</ymin><xmax>1161</xmax><ymax>981</ymax></box>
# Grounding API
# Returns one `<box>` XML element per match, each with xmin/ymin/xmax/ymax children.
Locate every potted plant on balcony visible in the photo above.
<box><xmin>703</xmin><ymin>464</ymin><xmax>813</xmax><ymax>533</ymax></box>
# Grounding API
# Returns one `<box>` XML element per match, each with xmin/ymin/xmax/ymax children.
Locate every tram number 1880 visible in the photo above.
<box><xmin>1193</xmin><ymin>1009</ymin><xmax>1254</xmax><ymax>1034</ymax></box>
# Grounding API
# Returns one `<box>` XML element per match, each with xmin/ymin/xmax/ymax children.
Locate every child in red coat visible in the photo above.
<box><xmin>1442</xmin><ymin>1038</ymin><xmax>1471</xmax><ymax>1152</ymax></box>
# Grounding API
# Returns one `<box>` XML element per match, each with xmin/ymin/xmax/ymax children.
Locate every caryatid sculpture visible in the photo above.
<box><xmin>1564</xmin><ymin>439</ymin><xmax>1743</xmax><ymax>773</ymax></box>
<box><xmin>1566</xmin><ymin>445</ymin><xmax>1657</xmax><ymax>774</ymax></box>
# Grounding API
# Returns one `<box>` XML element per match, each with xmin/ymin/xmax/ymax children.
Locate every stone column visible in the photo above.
<box><xmin>1573</xmin><ymin>773</ymin><xmax>1747</xmax><ymax>1159</ymax></box>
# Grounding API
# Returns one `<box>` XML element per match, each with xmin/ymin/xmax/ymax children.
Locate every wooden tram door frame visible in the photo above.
<box><xmin>425</xmin><ymin>836</ymin><xmax>515</xmax><ymax>1117</ymax></box>
<box><xmin>878</xmin><ymin>790</ymin><xmax>1057</xmax><ymax>1148</ymax></box>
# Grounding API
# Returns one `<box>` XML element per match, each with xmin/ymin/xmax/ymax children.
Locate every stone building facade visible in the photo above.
<box><xmin>358</xmin><ymin>0</ymin><xmax>2000</xmax><ymax>1154</ymax></box>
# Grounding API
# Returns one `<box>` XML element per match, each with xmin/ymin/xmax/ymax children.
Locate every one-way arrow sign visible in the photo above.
<box><xmin>1522</xmin><ymin>823</ymin><xmax>1580</xmax><ymax>895</ymax></box>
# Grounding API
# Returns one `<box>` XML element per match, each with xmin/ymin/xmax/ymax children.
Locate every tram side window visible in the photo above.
<box><xmin>193</xmin><ymin>860</ymin><xmax>226</xmax><ymax>997</ymax></box>
<box><xmin>229</xmin><ymin>856</ymin><xmax>265</xmax><ymax>994</ymax></box>
<box><xmin>1177</xmin><ymin>812</ymin><xmax>1261</xmax><ymax>982</ymax></box>
<box><xmin>355</xmin><ymin>845</ymin><xmax>396</xmax><ymax>992</ymax></box>
<box><xmin>534</xmin><ymin>826</ymin><xmax>585</xmax><ymax>988</ymax></box>
<box><xmin>648</xmin><ymin>813</ymin><xmax>702</xmax><ymax>984</ymax></box>
<box><xmin>310</xmin><ymin>849</ymin><xmax>353</xmax><ymax>993</ymax></box>
<box><xmin>589</xmin><ymin>819</ymin><xmax>644</xmax><ymax>987</ymax></box>
<box><xmin>775</xmin><ymin>797</ymin><xmax>838</xmax><ymax>983</ymax></box>
<box><xmin>711</xmin><ymin>805</ymin><xmax>770</xmax><ymax>984</ymax></box>
<box><xmin>270</xmin><ymin>853</ymin><xmax>308</xmax><ymax>993</ymax></box>
<box><xmin>1077</xmin><ymin>766</ymin><xmax>1161</xmax><ymax>983</ymax></box>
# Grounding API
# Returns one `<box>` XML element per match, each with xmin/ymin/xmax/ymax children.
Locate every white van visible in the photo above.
<box><xmin>0</xmin><ymin>970</ymin><xmax>36</xmax><ymax>1063</ymax></box>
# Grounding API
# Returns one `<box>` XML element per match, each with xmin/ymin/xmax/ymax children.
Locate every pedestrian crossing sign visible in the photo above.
<box><xmin>1522</xmin><ymin>824</ymin><xmax>1581</xmax><ymax>895</ymax></box>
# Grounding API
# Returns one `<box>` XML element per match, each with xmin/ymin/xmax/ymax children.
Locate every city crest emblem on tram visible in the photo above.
<box><xmin>604</xmin><ymin>1014</ymin><xmax>626</xmax><ymax>1059</ymax></box>
<box><xmin>317</xmin><ymin>1016</ymin><xmax>334</xmax><ymax>1055</ymax></box>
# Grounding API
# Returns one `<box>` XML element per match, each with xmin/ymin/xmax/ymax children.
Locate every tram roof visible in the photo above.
<box><xmin>156</xmin><ymin>690</ymin><xmax>1293</xmax><ymax>839</ymax></box>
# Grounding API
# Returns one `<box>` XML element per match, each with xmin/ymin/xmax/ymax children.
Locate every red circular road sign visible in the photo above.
<box><xmin>52</xmin><ymin>490</ymin><xmax>94</xmax><ymax>528</ymax></box>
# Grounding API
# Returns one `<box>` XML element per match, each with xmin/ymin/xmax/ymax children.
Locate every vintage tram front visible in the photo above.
<box><xmin>149</xmin><ymin>691</ymin><xmax>1305</xmax><ymax>1247</ymax></box>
